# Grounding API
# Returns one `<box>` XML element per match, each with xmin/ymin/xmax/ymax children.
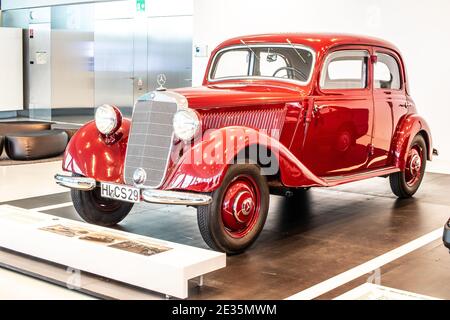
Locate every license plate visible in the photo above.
<box><xmin>100</xmin><ymin>182</ymin><xmax>140</xmax><ymax>203</ymax></box>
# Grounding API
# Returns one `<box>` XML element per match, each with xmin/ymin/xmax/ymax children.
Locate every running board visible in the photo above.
<box><xmin>321</xmin><ymin>166</ymin><xmax>400</xmax><ymax>187</ymax></box>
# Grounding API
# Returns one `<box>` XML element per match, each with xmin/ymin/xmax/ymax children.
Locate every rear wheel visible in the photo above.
<box><xmin>389</xmin><ymin>134</ymin><xmax>427</xmax><ymax>198</ymax></box>
<box><xmin>197</xmin><ymin>164</ymin><xmax>269</xmax><ymax>254</ymax></box>
<box><xmin>71</xmin><ymin>175</ymin><xmax>133</xmax><ymax>226</ymax></box>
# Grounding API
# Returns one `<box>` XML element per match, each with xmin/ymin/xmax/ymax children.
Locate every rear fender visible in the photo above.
<box><xmin>62</xmin><ymin>120</ymin><xmax>130</xmax><ymax>183</ymax></box>
<box><xmin>163</xmin><ymin>126</ymin><xmax>325</xmax><ymax>192</ymax></box>
<box><xmin>391</xmin><ymin>114</ymin><xmax>433</xmax><ymax>170</ymax></box>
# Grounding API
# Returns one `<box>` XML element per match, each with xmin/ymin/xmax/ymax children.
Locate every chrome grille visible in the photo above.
<box><xmin>124</xmin><ymin>97</ymin><xmax>178</xmax><ymax>188</ymax></box>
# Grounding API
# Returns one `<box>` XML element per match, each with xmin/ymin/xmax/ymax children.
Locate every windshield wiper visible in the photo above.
<box><xmin>286</xmin><ymin>38</ymin><xmax>306</xmax><ymax>64</ymax></box>
<box><xmin>240</xmin><ymin>39</ymin><xmax>260</xmax><ymax>61</ymax></box>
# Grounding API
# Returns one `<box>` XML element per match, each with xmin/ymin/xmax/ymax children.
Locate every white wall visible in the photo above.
<box><xmin>0</xmin><ymin>27</ymin><xmax>23</xmax><ymax>111</ymax></box>
<box><xmin>193</xmin><ymin>0</ymin><xmax>450</xmax><ymax>163</ymax></box>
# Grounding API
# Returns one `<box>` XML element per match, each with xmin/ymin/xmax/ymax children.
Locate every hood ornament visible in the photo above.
<box><xmin>156</xmin><ymin>73</ymin><xmax>167</xmax><ymax>91</ymax></box>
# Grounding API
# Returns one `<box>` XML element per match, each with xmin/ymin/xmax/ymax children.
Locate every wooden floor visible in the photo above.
<box><xmin>2</xmin><ymin>172</ymin><xmax>450</xmax><ymax>299</ymax></box>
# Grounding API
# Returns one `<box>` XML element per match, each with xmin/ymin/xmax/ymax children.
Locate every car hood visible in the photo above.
<box><xmin>173</xmin><ymin>82</ymin><xmax>309</xmax><ymax>109</ymax></box>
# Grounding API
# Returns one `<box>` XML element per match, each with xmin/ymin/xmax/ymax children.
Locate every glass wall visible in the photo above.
<box><xmin>1</xmin><ymin>0</ymin><xmax>193</xmax><ymax>124</ymax></box>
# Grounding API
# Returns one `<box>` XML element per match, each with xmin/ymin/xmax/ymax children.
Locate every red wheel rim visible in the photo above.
<box><xmin>221</xmin><ymin>175</ymin><xmax>260</xmax><ymax>239</ymax></box>
<box><xmin>405</xmin><ymin>144</ymin><xmax>423</xmax><ymax>187</ymax></box>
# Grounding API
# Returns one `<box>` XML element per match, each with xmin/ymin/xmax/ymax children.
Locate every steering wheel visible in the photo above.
<box><xmin>272</xmin><ymin>67</ymin><xmax>307</xmax><ymax>81</ymax></box>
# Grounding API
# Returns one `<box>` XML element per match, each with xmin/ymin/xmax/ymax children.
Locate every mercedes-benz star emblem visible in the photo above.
<box><xmin>156</xmin><ymin>73</ymin><xmax>167</xmax><ymax>91</ymax></box>
<box><xmin>133</xmin><ymin>168</ymin><xmax>147</xmax><ymax>185</ymax></box>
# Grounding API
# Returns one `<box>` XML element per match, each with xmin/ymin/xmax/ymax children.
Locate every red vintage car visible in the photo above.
<box><xmin>55</xmin><ymin>33</ymin><xmax>435</xmax><ymax>254</ymax></box>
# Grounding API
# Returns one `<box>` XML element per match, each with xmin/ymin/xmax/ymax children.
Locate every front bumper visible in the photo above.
<box><xmin>444</xmin><ymin>219</ymin><xmax>450</xmax><ymax>250</ymax></box>
<box><xmin>54</xmin><ymin>174</ymin><xmax>212</xmax><ymax>206</ymax></box>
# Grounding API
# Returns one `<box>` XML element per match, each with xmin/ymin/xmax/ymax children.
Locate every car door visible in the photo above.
<box><xmin>299</xmin><ymin>47</ymin><xmax>374</xmax><ymax>177</ymax></box>
<box><xmin>368</xmin><ymin>49</ymin><xmax>408</xmax><ymax>169</ymax></box>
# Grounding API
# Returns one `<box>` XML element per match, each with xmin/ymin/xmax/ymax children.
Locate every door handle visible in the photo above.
<box><xmin>313</xmin><ymin>104</ymin><xmax>327</xmax><ymax>116</ymax></box>
<box><xmin>400</xmin><ymin>102</ymin><xmax>412</xmax><ymax>108</ymax></box>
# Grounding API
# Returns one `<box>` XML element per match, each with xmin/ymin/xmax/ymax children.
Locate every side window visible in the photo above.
<box><xmin>320</xmin><ymin>50</ymin><xmax>369</xmax><ymax>90</ymax></box>
<box><xmin>374</xmin><ymin>53</ymin><xmax>401</xmax><ymax>90</ymax></box>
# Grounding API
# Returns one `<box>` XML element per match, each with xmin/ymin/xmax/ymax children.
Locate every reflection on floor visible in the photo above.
<box><xmin>2</xmin><ymin>172</ymin><xmax>449</xmax><ymax>299</ymax></box>
<box><xmin>0</xmin><ymin>265</ymin><xmax>94</xmax><ymax>300</ymax></box>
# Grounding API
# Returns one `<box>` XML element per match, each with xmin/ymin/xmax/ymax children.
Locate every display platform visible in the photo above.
<box><xmin>0</xmin><ymin>205</ymin><xmax>226</xmax><ymax>299</ymax></box>
<box><xmin>334</xmin><ymin>283</ymin><xmax>440</xmax><ymax>300</ymax></box>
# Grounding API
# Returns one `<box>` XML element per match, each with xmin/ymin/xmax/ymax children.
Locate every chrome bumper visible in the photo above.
<box><xmin>54</xmin><ymin>174</ymin><xmax>212</xmax><ymax>206</ymax></box>
<box><xmin>142</xmin><ymin>189</ymin><xmax>212</xmax><ymax>206</ymax></box>
<box><xmin>55</xmin><ymin>174</ymin><xmax>96</xmax><ymax>191</ymax></box>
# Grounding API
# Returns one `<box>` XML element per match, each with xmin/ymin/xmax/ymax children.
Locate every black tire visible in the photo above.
<box><xmin>389</xmin><ymin>134</ymin><xmax>427</xmax><ymax>198</ymax></box>
<box><xmin>71</xmin><ymin>176</ymin><xmax>133</xmax><ymax>226</ymax></box>
<box><xmin>197</xmin><ymin>164</ymin><xmax>269</xmax><ymax>255</ymax></box>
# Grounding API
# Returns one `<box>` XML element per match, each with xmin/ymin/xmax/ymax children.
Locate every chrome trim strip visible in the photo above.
<box><xmin>208</xmin><ymin>43</ymin><xmax>317</xmax><ymax>86</ymax></box>
<box><xmin>142</xmin><ymin>189</ymin><xmax>212</xmax><ymax>206</ymax></box>
<box><xmin>322</xmin><ymin>166</ymin><xmax>399</xmax><ymax>183</ymax></box>
<box><xmin>54</xmin><ymin>174</ymin><xmax>96</xmax><ymax>191</ymax></box>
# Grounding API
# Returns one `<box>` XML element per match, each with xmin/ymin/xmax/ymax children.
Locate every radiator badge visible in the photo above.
<box><xmin>133</xmin><ymin>168</ymin><xmax>147</xmax><ymax>185</ymax></box>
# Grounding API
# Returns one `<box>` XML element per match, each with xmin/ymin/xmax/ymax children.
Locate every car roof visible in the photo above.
<box><xmin>215</xmin><ymin>33</ymin><xmax>401</xmax><ymax>55</ymax></box>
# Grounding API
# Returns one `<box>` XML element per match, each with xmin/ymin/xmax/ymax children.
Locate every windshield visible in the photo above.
<box><xmin>209</xmin><ymin>45</ymin><xmax>315</xmax><ymax>84</ymax></box>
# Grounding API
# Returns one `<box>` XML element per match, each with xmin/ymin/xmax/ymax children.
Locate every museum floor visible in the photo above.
<box><xmin>1</xmin><ymin>169</ymin><xmax>449</xmax><ymax>300</ymax></box>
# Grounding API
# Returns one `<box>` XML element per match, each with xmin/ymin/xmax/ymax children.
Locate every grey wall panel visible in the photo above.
<box><xmin>148</xmin><ymin>0</ymin><xmax>193</xmax><ymax>17</ymax></box>
<box><xmin>94</xmin><ymin>0</ymin><xmax>135</xmax><ymax>20</ymax></box>
<box><xmin>28</xmin><ymin>21</ymin><xmax>51</xmax><ymax>119</ymax></box>
<box><xmin>51</xmin><ymin>30</ymin><xmax>94</xmax><ymax>108</ymax></box>
<box><xmin>3</xmin><ymin>0</ymin><xmax>192</xmax><ymax>15</ymax></box>
<box><xmin>52</xmin><ymin>4</ymin><xmax>94</xmax><ymax>31</ymax></box>
<box><xmin>2</xmin><ymin>0</ymin><xmax>122</xmax><ymax>10</ymax></box>
<box><xmin>133</xmin><ymin>16</ymin><xmax>148</xmax><ymax>101</ymax></box>
<box><xmin>147</xmin><ymin>15</ymin><xmax>192</xmax><ymax>91</ymax></box>
<box><xmin>51</xmin><ymin>4</ymin><xmax>95</xmax><ymax>109</ymax></box>
<box><xmin>2</xmin><ymin>7</ymin><xmax>50</xmax><ymax>28</ymax></box>
<box><xmin>94</xmin><ymin>18</ymin><xmax>134</xmax><ymax>108</ymax></box>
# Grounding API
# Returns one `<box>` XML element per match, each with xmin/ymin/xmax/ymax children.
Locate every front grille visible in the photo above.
<box><xmin>124</xmin><ymin>98</ymin><xmax>178</xmax><ymax>188</ymax></box>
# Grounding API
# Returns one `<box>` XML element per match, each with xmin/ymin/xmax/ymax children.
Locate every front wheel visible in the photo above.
<box><xmin>197</xmin><ymin>164</ymin><xmax>269</xmax><ymax>255</ymax></box>
<box><xmin>71</xmin><ymin>183</ymin><xmax>134</xmax><ymax>227</ymax></box>
<box><xmin>389</xmin><ymin>134</ymin><xmax>427</xmax><ymax>198</ymax></box>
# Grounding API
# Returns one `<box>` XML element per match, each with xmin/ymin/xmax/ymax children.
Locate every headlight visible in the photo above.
<box><xmin>173</xmin><ymin>109</ymin><xmax>200</xmax><ymax>141</ymax></box>
<box><xmin>95</xmin><ymin>104</ymin><xmax>121</xmax><ymax>135</ymax></box>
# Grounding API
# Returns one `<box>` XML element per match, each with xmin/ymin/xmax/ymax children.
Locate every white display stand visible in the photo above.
<box><xmin>0</xmin><ymin>205</ymin><xmax>226</xmax><ymax>299</ymax></box>
<box><xmin>334</xmin><ymin>283</ymin><xmax>440</xmax><ymax>300</ymax></box>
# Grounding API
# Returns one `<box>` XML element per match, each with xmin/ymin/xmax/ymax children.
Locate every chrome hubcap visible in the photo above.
<box><xmin>410</xmin><ymin>154</ymin><xmax>421</xmax><ymax>174</ymax></box>
<box><xmin>221</xmin><ymin>176</ymin><xmax>260</xmax><ymax>238</ymax></box>
<box><xmin>405</xmin><ymin>146</ymin><xmax>423</xmax><ymax>187</ymax></box>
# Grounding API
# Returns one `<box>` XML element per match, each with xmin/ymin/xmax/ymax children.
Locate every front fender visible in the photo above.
<box><xmin>163</xmin><ymin>126</ymin><xmax>325</xmax><ymax>192</ymax></box>
<box><xmin>62</xmin><ymin>119</ymin><xmax>130</xmax><ymax>183</ymax></box>
<box><xmin>391</xmin><ymin>114</ymin><xmax>433</xmax><ymax>170</ymax></box>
